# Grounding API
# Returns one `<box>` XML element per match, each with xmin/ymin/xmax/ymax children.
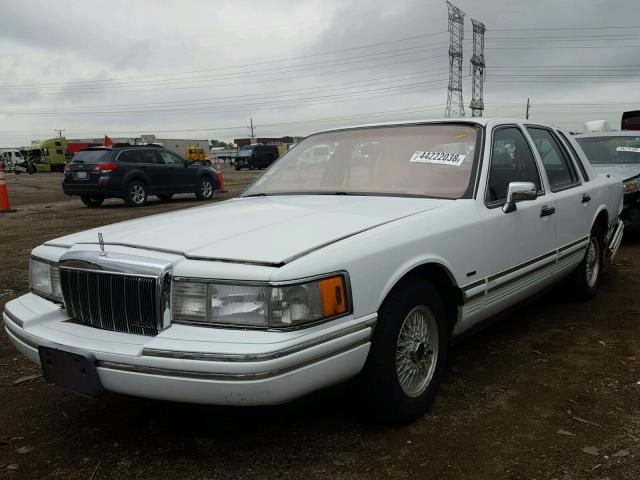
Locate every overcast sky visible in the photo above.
<box><xmin>0</xmin><ymin>0</ymin><xmax>639</xmax><ymax>146</ymax></box>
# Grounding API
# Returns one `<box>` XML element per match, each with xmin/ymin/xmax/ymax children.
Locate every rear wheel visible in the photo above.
<box><xmin>80</xmin><ymin>195</ymin><xmax>104</xmax><ymax>208</ymax></box>
<box><xmin>125</xmin><ymin>181</ymin><xmax>147</xmax><ymax>207</ymax></box>
<box><xmin>195</xmin><ymin>176</ymin><xmax>214</xmax><ymax>200</ymax></box>
<box><xmin>570</xmin><ymin>224</ymin><xmax>603</xmax><ymax>300</ymax></box>
<box><xmin>157</xmin><ymin>193</ymin><xmax>173</xmax><ymax>202</ymax></box>
<box><xmin>361</xmin><ymin>276</ymin><xmax>449</xmax><ymax>423</ymax></box>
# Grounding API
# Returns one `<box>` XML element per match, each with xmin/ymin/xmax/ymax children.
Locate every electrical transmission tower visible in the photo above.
<box><xmin>469</xmin><ymin>19</ymin><xmax>486</xmax><ymax>117</ymax></box>
<box><xmin>445</xmin><ymin>1</ymin><xmax>465</xmax><ymax>118</ymax></box>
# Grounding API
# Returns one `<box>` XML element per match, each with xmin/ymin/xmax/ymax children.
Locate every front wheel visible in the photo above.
<box><xmin>570</xmin><ymin>224</ymin><xmax>603</xmax><ymax>300</ymax></box>
<box><xmin>361</xmin><ymin>276</ymin><xmax>449</xmax><ymax>423</ymax></box>
<box><xmin>80</xmin><ymin>195</ymin><xmax>104</xmax><ymax>208</ymax></box>
<box><xmin>195</xmin><ymin>176</ymin><xmax>215</xmax><ymax>200</ymax></box>
<box><xmin>125</xmin><ymin>181</ymin><xmax>147</xmax><ymax>207</ymax></box>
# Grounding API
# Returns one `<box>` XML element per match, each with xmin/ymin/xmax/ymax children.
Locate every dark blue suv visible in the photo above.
<box><xmin>63</xmin><ymin>145</ymin><xmax>220</xmax><ymax>207</ymax></box>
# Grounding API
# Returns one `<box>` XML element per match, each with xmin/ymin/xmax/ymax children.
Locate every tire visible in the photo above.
<box><xmin>27</xmin><ymin>164</ymin><xmax>36</xmax><ymax>174</ymax></box>
<box><xmin>361</xmin><ymin>275</ymin><xmax>449</xmax><ymax>424</ymax></box>
<box><xmin>80</xmin><ymin>195</ymin><xmax>104</xmax><ymax>208</ymax></box>
<box><xmin>125</xmin><ymin>181</ymin><xmax>147</xmax><ymax>207</ymax></box>
<box><xmin>157</xmin><ymin>193</ymin><xmax>173</xmax><ymax>202</ymax></box>
<box><xmin>249</xmin><ymin>164</ymin><xmax>256</xmax><ymax>171</ymax></box>
<box><xmin>570</xmin><ymin>224</ymin><xmax>604</xmax><ymax>300</ymax></box>
<box><xmin>195</xmin><ymin>176</ymin><xmax>215</xmax><ymax>201</ymax></box>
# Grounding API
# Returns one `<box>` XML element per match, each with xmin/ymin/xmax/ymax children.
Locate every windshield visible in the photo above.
<box><xmin>243</xmin><ymin>124</ymin><xmax>480</xmax><ymax>199</ymax></box>
<box><xmin>576</xmin><ymin>135</ymin><xmax>640</xmax><ymax>165</ymax></box>
<box><xmin>238</xmin><ymin>146</ymin><xmax>254</xmax><ymax>158</ymax></box>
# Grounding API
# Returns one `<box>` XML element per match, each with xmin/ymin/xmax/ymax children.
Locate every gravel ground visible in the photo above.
<box><xmin>0</xmin><ymin>172</ymin><xmax>638</xmax><ymax>479</ymax></box>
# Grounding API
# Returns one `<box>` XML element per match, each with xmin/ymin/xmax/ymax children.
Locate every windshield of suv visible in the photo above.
<box><xmin>243</xmin><ymin>124</ymin><xmax>480</xmax><ymax>199</ymax></box>
<box><xmin>576</xmin><ymin>135</ymin><xmax>640</xmax><ymax>164</ymax></box>
<box><xmin>238</xmin><ymin>146</ymin><xmax>254</xmax><ymax>158</ymax></box>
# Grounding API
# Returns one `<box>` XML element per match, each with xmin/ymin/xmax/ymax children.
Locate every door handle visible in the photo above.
<box><xmin>540</xmin><ymin>206</ymin><xmax>556</xmax><ymax>217</ymax></box>
<box><xmin>582</xmin><ymin>194</ymin><xmax>592</xmax><ymax>203</ymax></box>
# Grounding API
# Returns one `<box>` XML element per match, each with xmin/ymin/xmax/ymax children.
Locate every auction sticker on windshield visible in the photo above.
<box><xmin>410</xmin><ymin>151</ymin><xmax>466</xmax><ymax>166</ymax></box>
<box><xmin>616</xmin><ymin>146</ymin><xmax>640</xmax><ymax>153</ymax></box>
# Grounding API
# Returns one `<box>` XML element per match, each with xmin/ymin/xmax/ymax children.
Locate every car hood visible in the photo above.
<box><xmin>49</xmin><ymin>196</ymin><xmax>449</xmax><ymax>265</ymax></box>
<box><xmin>591</xmin><ymin>163</ymin><xmax>640</xmax><ymax>181</ymax></box>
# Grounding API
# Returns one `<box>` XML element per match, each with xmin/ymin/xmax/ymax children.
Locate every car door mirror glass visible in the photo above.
<box><xmin>503</xmin><ymin>182</ymin><xmax>537</xmax><ymax>213</ymax></box>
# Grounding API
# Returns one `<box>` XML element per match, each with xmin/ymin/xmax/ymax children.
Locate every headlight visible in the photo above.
<box><xmin>171</xmin><ymin>274</ymin><xmax>350</xmax><ymax>329</ymax></box>
<box><xmin>624</xmin><ymin>179</ymin><xmax>639</xmax><ymax>194</ymax></box>
<box><xmin>30</xmin><ymin>257</ymin><xmax>62</xmax><ymax>301</ymax></box>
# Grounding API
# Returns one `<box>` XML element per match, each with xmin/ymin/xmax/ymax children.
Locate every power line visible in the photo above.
<box><xmin>0</xmin><ymin>31</ymin><xmax>449</xmax><ymax>89</ymax></box>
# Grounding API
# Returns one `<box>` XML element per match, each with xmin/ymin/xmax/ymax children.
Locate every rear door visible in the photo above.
<box><xmin>526</xmin><ymin>127</ymin><xmax>589</xmax><ymax>269</ymax></box>
<box><xmin>67</xmin><ymin>149</ymin><xmax>113</xmax><ymax>185</ymax></box>
<box><xmin>137</xmin><ymin>149</ymin><xmax>170</xmax><ymax>193</ymax></box>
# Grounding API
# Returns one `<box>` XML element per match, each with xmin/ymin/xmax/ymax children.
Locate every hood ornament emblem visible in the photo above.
<box><xmin>98</xmin><ymin>232</ymin><xmax>106</xmax><ymax>256</ymax></box>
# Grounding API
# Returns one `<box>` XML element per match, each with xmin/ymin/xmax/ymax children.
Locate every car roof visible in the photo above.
<box><xmin>80</xmin><ymin>144</ymin><xmax>166</xmax><ymax>152</ymax></box>
<box><xmin>574</xmin><ymin>131</ymin><xmax>640</xmax><ymax>138</ymax></box>
<box><xmin>310</xmin><ymin>117</ymin><xmax>561</xmax><ymax>136</ymax></box>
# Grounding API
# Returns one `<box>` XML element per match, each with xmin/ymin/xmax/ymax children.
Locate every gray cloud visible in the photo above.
<box><xmin>0</xmin><ymin>0</ymin><xmax>639</xmax><ymax>146</ymax></box>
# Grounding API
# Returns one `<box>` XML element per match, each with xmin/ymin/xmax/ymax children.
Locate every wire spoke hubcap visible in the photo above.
<box><xmin>395</xmin><ymin>305</ymin><xmax>439</xmax><ymax>398</ymax></box>
<box><xmin>585</xmin><ymin>237</ymin><xmax>600</xmax><ymax>288</ymax></box>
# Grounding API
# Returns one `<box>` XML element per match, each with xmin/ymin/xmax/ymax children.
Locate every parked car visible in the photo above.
<box><xmin>4</xmin><ymin>119</ymin><xmax>624</xmax><ymax>422</ymax></box>
<box><xmin>62</xmin><ymin>145</ymin><xmax>220</xmax><ymax>207</ymax></box>
<box><xmin>575</xmin><ymin>131</ymin><xmax>640</xmax><ymax>231</ymax></box>
<box><xmin>234</xmin><ymin>144</ymin><xmax>279</xmax><ymax>170</ymax></box>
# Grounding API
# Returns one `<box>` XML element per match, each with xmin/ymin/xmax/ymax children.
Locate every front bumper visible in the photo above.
<box><xmin>3</xmin><ymin>293</ymin><xmax>374</xmax><ymax>405</ymax></box>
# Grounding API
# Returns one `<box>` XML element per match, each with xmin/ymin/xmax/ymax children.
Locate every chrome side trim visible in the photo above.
<box><xmin>100</xmin><ymin>339</ymin><xmax>370</xmax><ymax>381</ymax></box>
<box><xmin>461</xmin><ymin>235</ymin><xmax>590</xmax><ymax>304</ymax></box>
<box><xmin>143</xmin><ymin>318</ymin><xmax>376</xmax><ymax>362</ymax></box>
<box><xmin>608</xmin><ymin>220</ymin><xmax>624</xmax><ymax>260</ymax></box>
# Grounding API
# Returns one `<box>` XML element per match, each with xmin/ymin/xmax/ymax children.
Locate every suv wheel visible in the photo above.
<box><xmin>80</xmin><ymin>195</ymin><xmax>104</xmax><ymax>208</ymax></box>
<box><xmin>195</xmin><ymin>177</ymin><xmax>214</xmax><ymax>200</ymax></box>
<box><xmin>125</xmin><ymin>181</ymin><xmax>147</xmax><ymax>207</ymax></box>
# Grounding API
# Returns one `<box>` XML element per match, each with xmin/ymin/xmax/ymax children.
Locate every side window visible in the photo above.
<box><xmin>119</xmin><ymin>150</ymin><xmax>141</xmax><ymax>163</ymax></box>
<box><xmin>526</xmin><ymin>127</ymin><xmax>579</xmax><ymax>190</ymax></box>
<box><xmin>486</xmin><ymin>127</ymin><xmax>541</xmax><ymax>203</ymax></box>
<box><xmin>558</xmin><ymin>131</ymin><xmax>589</xmax><ymax>181</ymax></box>
<box><xmin>159</xmin><ymin>151</ymin><xmax>182</xmax><ymax>165</ymax></box>
<box><xmin>139</xmin><ymin>149</ymin><xmax>161</xmax><ymax>164</ymax></box>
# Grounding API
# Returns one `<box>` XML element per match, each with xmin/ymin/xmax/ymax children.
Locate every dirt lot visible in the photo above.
<box><xmin>0</xmin><ymin>172</ymin><xmax>639</xmax><ymax>480</ymax></box>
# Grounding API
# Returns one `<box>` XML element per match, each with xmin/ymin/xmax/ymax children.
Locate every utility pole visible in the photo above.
<box><xmin>248</xmin><ymin>117</ymin><xmax>256</xmax><ymax>142</ymax></box>
<box><xmin>526</xmin><ymin>98</ymin><xmax>531</xmax><ymax>119</ymax></box>
<box><xmin>54</xmin><ymin>129</ymin><xmax>65</xmax><ymax>137</ymax></box>
<box><xmin>469</xmin><ymin>19</ymin><xmax>486</xmax><ymax>117</ymax></box>
<box><xmin>445</xmin><ymin>1</ymin><xmax>465</xmax><ymax>118</ymax></box>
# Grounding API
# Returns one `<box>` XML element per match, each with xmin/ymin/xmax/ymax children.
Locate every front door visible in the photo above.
<box><xmin>475</xmin><ymin>125</ymin><xmax>558</xmax><ymax>318</ymax></box>
<box><xmin>159</xmin><ymin>150</ymin><xmax>196</xmax><ymax>193</ymax></box>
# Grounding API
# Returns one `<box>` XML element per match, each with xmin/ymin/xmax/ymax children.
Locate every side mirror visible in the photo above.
<box><xmin>184</xmin><ymin>160</ymin><xmax>192</xmax><ymax>167</ymax></box>
<box><xmin>503</xmin><ymin>182</ymin><xmax>537</xmax><ymax>213</ymax></box>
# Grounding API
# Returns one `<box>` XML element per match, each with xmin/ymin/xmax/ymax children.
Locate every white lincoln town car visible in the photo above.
<box><xmin>3</xmin><ymin>119</ymin><xmax>624</xmax><ymax>422</ymax></box>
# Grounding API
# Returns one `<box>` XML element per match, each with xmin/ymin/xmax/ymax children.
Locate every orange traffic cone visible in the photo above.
<box><xmin>0</xmin><ymin>163</ymin><xmax>15</xmax><ymax>213</ymax></box>
<box><xmin>215</xmin><ymin>159</ymin><xmax>226</xmax><ymax>193</ymax></box>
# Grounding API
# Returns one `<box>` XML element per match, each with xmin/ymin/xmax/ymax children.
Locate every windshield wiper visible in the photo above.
<box><xmin>243</xmin><ymin>193</ymin><xmax>269</xmax><ymax>197</ymax></box>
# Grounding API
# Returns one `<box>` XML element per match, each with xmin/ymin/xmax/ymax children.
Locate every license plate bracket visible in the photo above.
<box><xmin>38</xmin><ymin>346</ymin><xmax>104</xmax><ymax>396</ymax></box>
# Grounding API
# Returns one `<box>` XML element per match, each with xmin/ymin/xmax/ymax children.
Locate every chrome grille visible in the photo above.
<box><xmin>60</xmin><ymin>268</ymin><xmax>159</xmax><ymax>336</ymax></box>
